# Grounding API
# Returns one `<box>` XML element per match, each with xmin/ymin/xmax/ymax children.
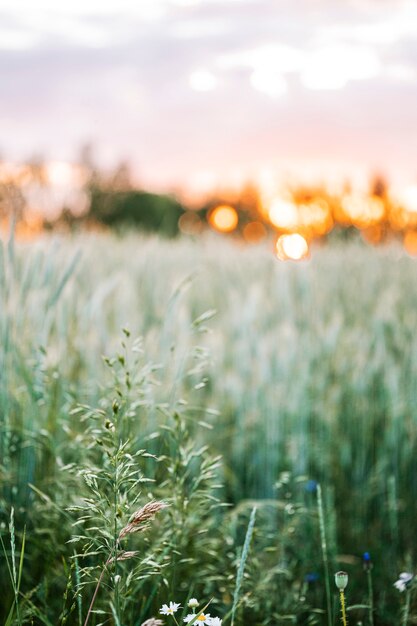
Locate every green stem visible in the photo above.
<box><xmin>317</xmin><ymin>484</ymin><xmax>332</xmax><ymax>626</ymax></box>
<box><xmin>367</xmin><ymin>569</ymin><xmax>374</xmax><ymax>626</ymax></box>
<box><xmin>14</xmin><ymin>590</ymin><xmax>21</xmax><ymax>626</ymax></box>
<box><xmin>83</xmin><ymin>566</ymin><xmax>107</xmax><ymax>626</ymax></box>
<box><xmin>402</xmin><ymin>589</ymin><xmax>411</xmax><ymax>626</ymax></box>
<box><xmin>113</xmin><ymin>450</ymin><xmax>120</xmax><ymax>623</ymax></box>
<box><xmin>340</xmin><ymin>590</ymin><xmax>347</xmax><ymax>626</ymax></box>
<box><xmin>172</xmin><ymin>614</ymin><xmax>181</xmax><ymax>626</ymax></box>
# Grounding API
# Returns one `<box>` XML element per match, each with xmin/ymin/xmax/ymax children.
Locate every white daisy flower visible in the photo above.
<box><xmin>208</xmin><ymin>618</ymin><xmax>222</xmax><ymax>626</ymax></box>
<box><xmin>394</xmin><ymin>573</ymin><xmax>414</xmax><ymax>592</ymax></box>
<box><xmin>183</xmin><ymin>613</ymin><xmax>211</xmax><ymax>624</ymax></box>
<box><xmin>160</xmin><ymin>602</ymin><xmax>181</xmax><ymax>615</ymax></box>
<box><xmin>188</xmin><ymin>599</ymin><xmax>199</xmax><ymax>609</ymax></box>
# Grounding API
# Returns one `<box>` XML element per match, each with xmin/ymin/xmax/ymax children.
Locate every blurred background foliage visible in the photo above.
<box><xmin>2</xmin><ymin>152</ymin><xmax>417</xmax><ymax>258</ymax></box>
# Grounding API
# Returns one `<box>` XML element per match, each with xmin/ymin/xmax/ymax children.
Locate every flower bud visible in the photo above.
<box><xmin>335</xmin><ymin>571</ymin><xmax>348</xmax><ymax>590</ymax></box>
<box><xmin>188</xmin><ymin>599</ymin><xmax>199</xmax><ymax>609</ymax></box>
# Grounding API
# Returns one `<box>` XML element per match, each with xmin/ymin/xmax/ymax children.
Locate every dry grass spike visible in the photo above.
<box><xmin>118</xmin><ymin>501</ymin><xmax>168</xmax><ymax>540</ymax></box>
<box><xmin>141</xmin><ymin>618</ymin><xmax>164</xmax><ymax>626</ymax></box>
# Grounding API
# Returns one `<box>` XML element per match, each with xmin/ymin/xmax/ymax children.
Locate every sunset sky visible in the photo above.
<box><xmin>1</xmin><ymin>0</ymin><xmax>417</xmax><ymax>194</ymax></box>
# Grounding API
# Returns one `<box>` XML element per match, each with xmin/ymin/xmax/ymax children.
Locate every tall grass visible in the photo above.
<box><xmin>1</xmin><ymin>232</ymin><xmax>417</xmax><ymax>623</ymax></box>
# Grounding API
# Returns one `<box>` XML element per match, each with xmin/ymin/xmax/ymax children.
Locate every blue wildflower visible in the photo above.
<box><xmin>305</xmin><ymin>480</ymin><xmax>318</xmax><ymax>493</ymax></box>
<box><xmin>363</xmin><ymin>551</ymin><xmax>373</xmax><ymax>571</ymax></box>
<box><xmin>305</xmin><ymin>572</ymin><xmax>320</xmax><ymax>583</ymax></box>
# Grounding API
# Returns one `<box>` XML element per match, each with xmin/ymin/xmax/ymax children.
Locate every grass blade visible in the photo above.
<box><xmin>231</xmin><ymin>506</ymin><xmax>256</xmax><ymax>626</ymax></box>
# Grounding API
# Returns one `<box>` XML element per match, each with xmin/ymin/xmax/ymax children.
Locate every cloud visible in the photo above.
<box><xmin>189</xmin><ymin>69</ymin><xmax>218</xmax><ymax>91</ymax></box>
<box><xmin>301</xmin><ymin>44</ymin><xmax>381</xmax><ymax>90</ymax></box>
<box><xmin>0</xmin><ymin>0</ymin><xmax>416</xmax><ymax>187</ymax></box>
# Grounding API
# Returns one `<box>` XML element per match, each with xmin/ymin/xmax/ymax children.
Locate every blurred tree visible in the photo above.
<box><xmin>370</xmin><ymin>173</ymin><xmax>388</xmax><ymax>199</ymax></box>
<box><xmin>87</xmin><ymin>186</ymin><xmax>184</xmax><ymax>237</ymax></box>
<box><xmin>75</xmin><ymin>151</ymin><xmax>185</xmax><ymax>236</ymax></box>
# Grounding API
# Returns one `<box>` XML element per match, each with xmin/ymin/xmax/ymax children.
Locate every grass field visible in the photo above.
<box><xmin>1</xmin><ymin>233</ymin><xmax>416</xmax><ymax>625</ymax></box>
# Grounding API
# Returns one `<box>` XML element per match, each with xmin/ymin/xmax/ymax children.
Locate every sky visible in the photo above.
<box><xmin>1</xmin><ymin>0</ymin><xmax>417</xmax><ymax>195</ymax></box>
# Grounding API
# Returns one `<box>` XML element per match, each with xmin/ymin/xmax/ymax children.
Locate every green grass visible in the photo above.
<box><xmin>0</xmin><ymin>232</ymin><xmax>417</xmax><ymax>624</ymax></box>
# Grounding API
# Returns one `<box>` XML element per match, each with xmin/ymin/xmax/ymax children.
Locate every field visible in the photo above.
<box><xmin>1</xmin><ymin>233</ymin><xmax>417</xmax><ymax>625</ymax></box>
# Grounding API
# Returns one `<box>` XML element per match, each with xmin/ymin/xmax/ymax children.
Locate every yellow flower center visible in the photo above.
<box><xmin>197</xmin><ymin>616</ymin><xmax>207</xmax><ymax>621</ymax></box>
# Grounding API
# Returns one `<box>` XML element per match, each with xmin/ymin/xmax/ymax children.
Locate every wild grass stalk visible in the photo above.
<box><xmin>231</xmin><ymin>507</ymin><xmax>256</xmax><ymax>626</ymax></box>
<box><xmin>1</xmin><ymin>508</ymin><xmax>26</xmax><ymax>626</ymax></box>
<box><xmin>81</xmin><ymin>499</ymin><xmax>167</xmax><ymax>626</ymax></box>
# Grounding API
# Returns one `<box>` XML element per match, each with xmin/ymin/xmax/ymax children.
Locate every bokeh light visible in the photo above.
<box><xmin>276</xmin><ymin>233</ymin><xmax>309</xmax><ymax>261</ymax></box>
<box><xmin>178</xmin><ymin>211</ymin><xmax>203</xmax><ymax>235</ymax></box>
<box><xmin>209</xmin><ymin>205</ymin><xmax>238</xmax><ymax>233</ymax></box>
<box><xmin>340</xmin><ymin>194</ymin><xmax>385</xmax><ymax>228</ymax></box>
<box><xmin>269</xmin><ymin>199</ymin><xmax>298</xmax><ymax>229</ymax></box>
<box><xmin>243</xmin><ymin>221</ymin><xmax>267</xmax><ymax>243</ymax></box>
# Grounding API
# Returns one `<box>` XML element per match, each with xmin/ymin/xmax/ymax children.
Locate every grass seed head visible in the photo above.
<box><xmin>119</xmin><ymin>500</ymin><xmax>168</xmax><ymax>539</ymax></box>
<box><xmin>107</xmin><ymin>550</ymin><xmax>139</xmax><ymax>564</ymax></box>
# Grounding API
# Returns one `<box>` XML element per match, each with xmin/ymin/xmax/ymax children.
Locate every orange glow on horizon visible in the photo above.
<box><xmin>404</xmin><ymin>230</ymin><xmax>417</xmax><ymax>256</ymax></box>
<box><xmin>266</xmin><ymin>195</ymin><xmax>333</xmax><ymax>238</ymax></box>
<box><xmin>4</xmin><ymin>156</ymin><xmax>417</xmax><ymax>255</ymax></box>
<box><xmin>361</xmin><ymin>224</ymin><xmax>384</xmax><ymax>245</ymax></box>
<box><xmin>340</xmin><ymin>194</ymin><xmax>385</xmax><ymax>228</ymax></box>
<box><xmin>209</xmin><ymin>204</ymin><xmax>238</xmax><ymax>233</ymax></box>
<box><xmin>0</xmin><ymin>212</ymin><xmax>44</xmax><ymax>242</ymax></box>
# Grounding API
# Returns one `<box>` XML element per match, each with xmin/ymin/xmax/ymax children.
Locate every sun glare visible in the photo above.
<box><xmin>46</xmin><ymin>161</ymin><xmax>80</xmax><ymax>187</ymax></box>
<box><xmin>400</xmin><ymin>186</ymin><xmax>417</xmax><ymax>213</ymax></box>
<box><xmin>276</xmin><ymin>233</ymin><xmax>309</xmax><ymax>261</ymax></box>
<box><xmin>269</xmin><ymin>199</ymin><xmax>298</xmax><ymax>229</ymax></box>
